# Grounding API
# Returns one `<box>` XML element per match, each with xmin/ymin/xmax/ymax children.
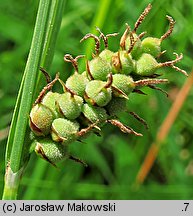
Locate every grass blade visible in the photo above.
<box><xmin>2</xmin><ymin>0</ymin><xmax>65</xmax><ymax>200</ymax></box>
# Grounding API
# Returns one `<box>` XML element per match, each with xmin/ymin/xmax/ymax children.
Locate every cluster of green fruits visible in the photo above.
<box><xmin>29</xmin><ymin>4</ymin><xmax>187</xmax><ymax>167</ymax></box>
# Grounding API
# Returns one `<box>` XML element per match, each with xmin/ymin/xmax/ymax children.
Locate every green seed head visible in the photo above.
<box><xmin>141</xmin><ymin>37</ymin><xmax>161</xmax><ymax>57</ymax></box>
<box><xmin>51</xmin><ymin>118</ymin><xmax>80</xmax><ymax>143</ymax></box>
<box><xmin>125</xmin><ymin>33</ymin><xmax>142</xmax><ymax>59</ymax></box>
<box><xmin>34</xmin><ymin>138</ymin><xmax>69</xmax><ymax>164</ymax></box>
<box><xmin>42</xmin><ymin>91</ymin><xmax>61</xmax><ymax>118</ymax></box>
<box><xmin>57</xmin><ymin>92</ymin><xmax>83</xmax><ymax>120</ymax></box>
<box><xmin>112</xmin><ymin>74</ymin><xmax>135</xmax><ymax>96</ymax></box>
<box><xmin>106</xmin><ymin>97</ymin><xmax>127</xmax><ymax>116</ymax></box>
<box><xmin>87</xmin><ymin>56</ymin><xmax>111</xmax><ymax>81</ymax></box>
<box><xmin>85</xmin><ymin>80</ymin><xmax>112</xmax><ymax>107</ymax></box>
<box><xmin>28</xmin><ymin>4</ymin><xmax>186</xmax><ymax>166</ymax></box>
<box><xmin>82</xmin><ymin>103</ymin><xmax>108</xmax><ymax>123</ymax></box>
<box><xmin>29</xmin><ymin>104</ymin><xmax>54</xmax><ymax>136</ymax></box>
<box><xmin>111</xmin><ymin>51</ymin><xmax>134</xmax><ymax>75</ymax></box>
<box><xmin>135</xmin><ymin>53</ymin><xmax>158</xmax><ymax>76</ymax></box>
<box><xmin>66</xmin><ymin>72</ymin><xmax>89</xmax><ymax>97</ymax></box>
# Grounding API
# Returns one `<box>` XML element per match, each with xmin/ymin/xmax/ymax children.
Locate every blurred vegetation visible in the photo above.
<box><xmin>1</xmin><ymin>0</ymin><xmax>193</xmax><ymax>199</ymax></box>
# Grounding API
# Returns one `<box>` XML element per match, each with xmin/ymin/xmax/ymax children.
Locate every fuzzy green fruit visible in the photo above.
<box><xmin>99</xmin><ymin>49</ymin><xmax>114</xmax><ymax>64</ymax></box>
<box><xmin>57</xmin><ymin>92</ymin><xmax>83</xmax><ymax>120</ymax></box>
<box><xmin>51</xmin><ymin>118</ymin><xmax>80</xmax><ymax>143</ymax></box>
<box><xmin>125</xmin><ymin>33</ymin><xmax>142</xmax><ymax>59</ymax></box>
<box><xmin>111</xmin><ymin>51</ymin><xmax>134</xmax><ymax>75</ymax></box>
<box><xmin>33</xmin><ymin>138</ymin><xmax>69</xmax><ymax>164</ymax></box>
<box><xmin>87</xmin><ymin>56</ymin><xmax>111</xmax><ymax>81</ymax></box>
<box><xmin>135</xmin><ymin>53</ymin><xmax>158</xmax><ymax>76</ymax></box>
<box><xmin>29</xmin><ymin>104</ymin><xmax>54</xmax><ymax>136</ymax></box>
<box><xmin>82</xmin><ymin>103</ymin><xmax>108</xmax><ymax>124</ymax></box>
<box><xmin>85</xmin><ymin>80</ymin><xmax>112</xmax><ymax>107</ymax></box>
<box><xmin>42</xmin><ymin>92</ymin><xmax>61</xmax><ymax>118</ymax></box>
<box><xmin>106</xmin><ymin>97</ymin><xmax>127</xmax><ymax>116</ymax></box>
<box><xmin>112</xmin><ymin>74</ymin><xmax>135</xmax><ymax>96</ymax></box>
<box><xmin>141</xmin><ymin>37</ymin><xmax>161</xmax><ymax>57</ymax></box>
<box><xmin>66</xmin><ymin>72</ymin><xmax>89</xmax><ymax>97</ymax></box>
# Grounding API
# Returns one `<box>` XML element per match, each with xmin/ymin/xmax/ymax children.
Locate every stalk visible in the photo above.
<box><xmin>2</xmin><ymin>0</ymin><xmax>65</xmax><ymax>200</ymax></box>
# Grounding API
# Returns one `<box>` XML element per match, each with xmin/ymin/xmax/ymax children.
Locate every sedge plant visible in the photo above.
<box><xmin>2</xmin><ymin>2</ymin><xmax>187</xmax><ymax>200</ymax></box>
<box><xmin>29</xmin><ymin>4</ymin><xmax>187</xmax><ymax>167</ymax></box>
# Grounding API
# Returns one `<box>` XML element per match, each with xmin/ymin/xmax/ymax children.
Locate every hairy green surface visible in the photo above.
<box><xmin>0</xmin><ymin>0</ymin><xmax>193</xmax><ymax>199</ymax></box>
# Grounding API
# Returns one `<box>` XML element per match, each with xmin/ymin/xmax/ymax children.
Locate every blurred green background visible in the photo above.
<box><xmin>0</xmin><ymin>0</ymin><xmax>193</xmax><ymax>199</ymax></box>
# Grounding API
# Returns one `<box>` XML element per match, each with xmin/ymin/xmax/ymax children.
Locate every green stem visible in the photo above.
<box><xmin>35</xmin><ymin>0</ymin><xmax>66</xmax><ymax>97</ymax></box>
<box><xmin>41</xmin><ymin>0</ymin><xmax>66</xmax><ymax>69</ymax></box>
<box><xmin>2</xmin><ymin>0</ymin><xmax>65</xmax><ymax>200</ymax></box>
